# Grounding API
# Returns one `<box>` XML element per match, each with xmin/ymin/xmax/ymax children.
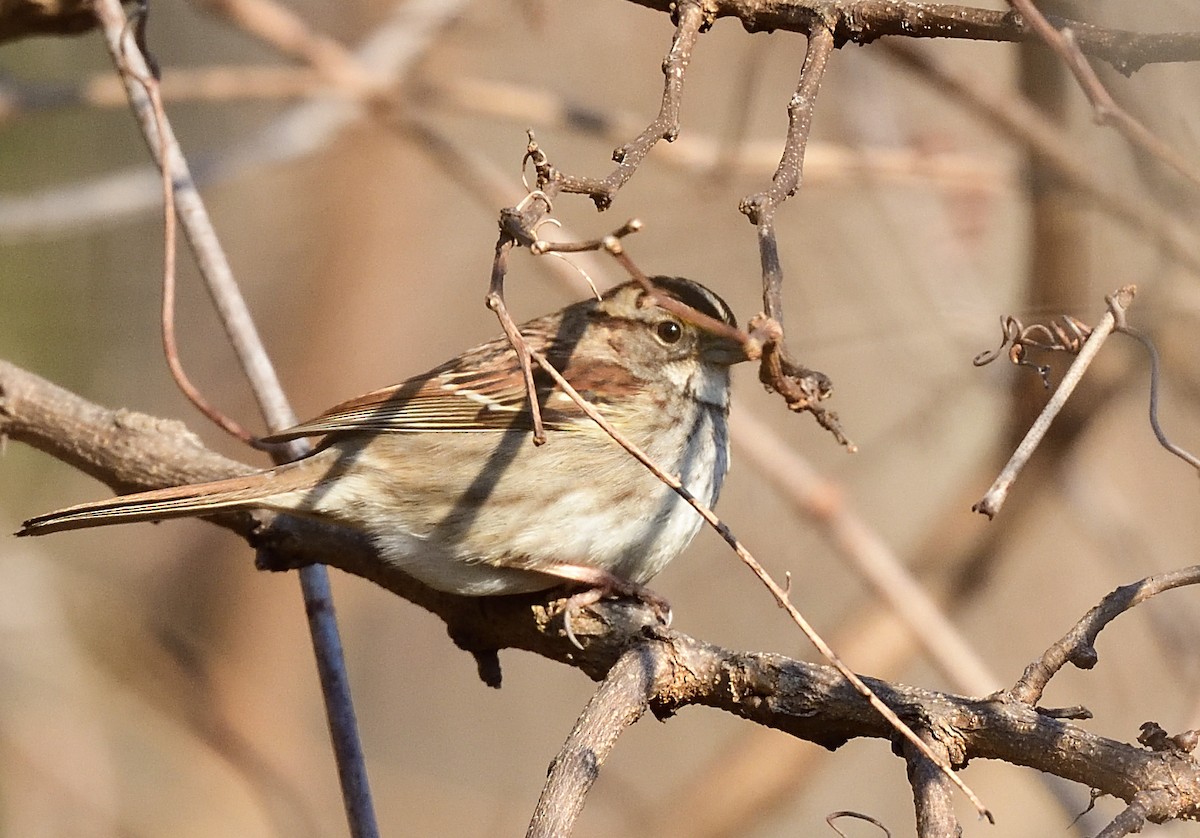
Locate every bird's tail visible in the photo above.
<box><xmin>17</xmin><ymin>460</ymin><xmax>321</xmax><ymax>537</ymax></box>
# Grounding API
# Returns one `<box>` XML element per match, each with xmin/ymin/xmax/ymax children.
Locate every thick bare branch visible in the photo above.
<box><xmin>626</xmin><ymin>0</ymin><xmax>1200</xmax><ymax>73</ymax></box>
<box><xmin>9</xmin><ymin>360</ymin><xmax>1200</xmax><ymax>826</ymax></box>
<box><xmin>904</xmin><ymin>735</ymin><xmax>961</xmax><ymax>838</ymax></box>
<box><xmin>0</xmin><ymin>0</ymin><xmax>98</xmax><ymax>41</ymax></box>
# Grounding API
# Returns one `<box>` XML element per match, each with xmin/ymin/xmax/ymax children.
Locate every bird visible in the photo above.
<box><xmin>19</xmin><ymin>276</ymin><xmax>743</xmax><ymax>623</ymax></box>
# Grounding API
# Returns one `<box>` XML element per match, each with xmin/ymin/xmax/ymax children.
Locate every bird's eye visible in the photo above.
<box><xmin>655</xmin><ymin>319</ymin><xmax>683</xmax><ymax>344</ymax></box>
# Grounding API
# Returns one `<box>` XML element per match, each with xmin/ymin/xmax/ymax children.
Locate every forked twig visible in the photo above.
<box><xmin>559</xmin><ymin>0</ymin><xmax>708</xmax><ymax>209</ymax></box>
<box><xmin>739</xmin><ymin>23</ymin><xmax>836</xmax><ymax>226</ymax></box>
<box><xmin>1008</xmin><ymin>565</ymin><xmax>1200</xmax><ymax>706</ymax></box>
<box><xmin>974</xmin><ymin>286</ymin><xmax>1136</xmax><ymax>519</ymax></box>
<box><xmin>1008</xmin><ymin>0</ymin><xmax>1200</xmax><ymax>191</ymax></box>
<box><xmin>737</xmin><ymin>24</ymin><xmax>852</xmax><ymax>450</ymax></box>
<box><xmin>530</xmin><ymin>218</ymin><xmax>643</xmax><ymax>255</ymax></box>
<box><xmin>528</xmin><ymin>349</ymin><xmax>993</xmax><ymax>824</ymax></box>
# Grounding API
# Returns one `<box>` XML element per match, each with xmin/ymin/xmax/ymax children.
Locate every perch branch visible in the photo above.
<box><xmin>8</xmin><ymin>359</ymin><xmax>1200</xmax><ymax>827</ymax></box>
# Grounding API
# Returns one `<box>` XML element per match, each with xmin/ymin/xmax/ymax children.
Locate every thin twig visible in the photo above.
<box><xmin>1115</xmin><ymin>326</ymin><xmax>1200</xmax><ymax>471</ymax></box>
<box><xmin>740</xmin><ymin>23</ymin><xmax>835</xmax><ymax>225</ymax></box>
<box><xmin>1007</xmin><ymin>0</ymin><xmax>1200</xmax><ymax>191</ymax></box>
<box><xmin>91</xmin><ymin>2</ymin><xmax>378</xmax><ymax>835</ymax></box>
<box><xmin>735</xmin><ymin>24</ymin><xmax>852</xmax><ymax>449</ymax></box>
<box><xmin>94</xmin><ymin>2</ymin><xmax>297</xmax><ymax>431</ymax></box>
<box><xmin>973</xmin><ymin>286</ymin><xmax>1136</xmax><ymax>519</ymax></box>
<box><xmin>116</xmin><ymin>46</ymin><xmax>257</xmax><ymax>444</ymax></box>
<box><xmin>530</xmin><ymin>218</ymin><xmax>643</xmax><ymax>255</ymax></box>
<box><xmin>1008</xmin><ymin>565</ymin><xmax>1200</xmax><ymax>706</ymax></box>
<box><xmin>486</xmin><ymin>236</ymin><xmax>546</xmax><ymax>444</ymax></box>
<box><xmin>731</xmin><ymin>411</ymin><xmax>1000</xmax><ymax>695</ymax></box>
<box><xmin>604</xmin><ymin>239</ymin><xmax>752</xmax><ymax>349</ymax></box>
<box><xmin>528</xmin><ymin>349</ymin><xmax>993</xmax><ymax>823</ymax></box>
<box><xmin>559</xmin><ymin>0</ymin><xmax>707</xmax><ymax>209</ymax></box>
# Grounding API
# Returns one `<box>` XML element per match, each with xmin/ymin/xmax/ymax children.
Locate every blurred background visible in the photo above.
<box><xmin>2</xmin><ymin>0</ymin><xmax>1200</xmax><ymax>835</ymax></box>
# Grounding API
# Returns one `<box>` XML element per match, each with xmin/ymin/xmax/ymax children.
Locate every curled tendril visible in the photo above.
<box><xmin>974</xmin><ymin>313</ymin><xmax>1094</xmax><ymax>388</ymax></box>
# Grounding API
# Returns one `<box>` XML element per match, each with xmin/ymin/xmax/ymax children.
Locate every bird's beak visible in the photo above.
<box><xmin>701</xmin><ymin>335</ymin><xmax>749</xmax><ymax>366</ymax></box>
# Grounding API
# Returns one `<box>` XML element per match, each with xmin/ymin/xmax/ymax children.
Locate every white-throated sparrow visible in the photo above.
<box><xmin>19</xmin><ymin>276</ymin><xmax>743</xmax><ymax>605</ymax></box>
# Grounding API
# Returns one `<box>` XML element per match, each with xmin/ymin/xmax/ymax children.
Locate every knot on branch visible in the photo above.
<box><xmin>749</xmin><ymin>314</ymin><xmax>853</xmax><ymax>450</ymax></box>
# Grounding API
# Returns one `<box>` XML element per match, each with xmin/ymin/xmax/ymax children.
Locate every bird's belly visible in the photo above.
<box><xmin>299</xmin><ymin>419</ymin><xmax>726</xmax><ymax>596</ymax></box>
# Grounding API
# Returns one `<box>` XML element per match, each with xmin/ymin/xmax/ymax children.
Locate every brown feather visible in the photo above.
<box><xmin>17</xmin><ymin>457</ymin><xmax>325</xmax><ymax>536</ymax></box>
<box><xmin>259</xmin><ymin>309</ymin><xmax>646</xmax><ymax>441</ymax></box>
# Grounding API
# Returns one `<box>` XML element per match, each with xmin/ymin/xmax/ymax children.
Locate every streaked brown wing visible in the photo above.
<box><xmin>262</xmin><ymin>332</ymin><xmax>587</xmax><ymax>442</ymax></box>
